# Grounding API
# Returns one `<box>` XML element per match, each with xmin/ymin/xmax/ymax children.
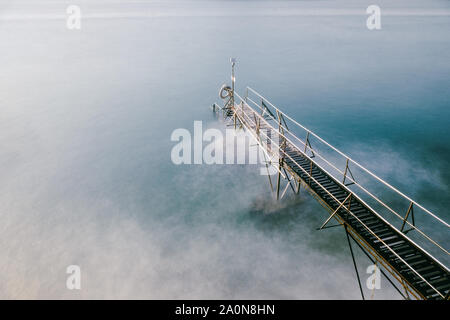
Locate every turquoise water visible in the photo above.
<box><xmin>0</xmin><ymin>0</ymin><xmax>449</xmax><ymax>299</ymax></box>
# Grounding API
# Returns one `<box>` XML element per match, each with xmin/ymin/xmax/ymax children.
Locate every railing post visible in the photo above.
<box><xmin>303</xmin><ymin>131</ymin><xmax>315</xmax><ymax>158</ymax></box>
<box><xmin>343</xmin><ymin>158</ymin><xmax>355</xmax><ymax>186</ymax></box>
<box><xmin>343</xmin><ymin>158</ymin><xmax>349</xmax><ymax>183</ymax></box>
<box><xmin>276</xmin><ymin>110</ymin><xmax>286</xmax><ymax>153</ymax></box>
<box><xmin>401</xmin><ymin>202</ymin><xmax>415</xmax><ymax>233</ymax></box>
<box><xmin>304</xmin><ymin>132</ymin><xmax>310</xmax><ymax>152</ymax></box>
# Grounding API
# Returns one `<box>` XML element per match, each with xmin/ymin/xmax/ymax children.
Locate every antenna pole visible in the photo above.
<box><xmin>230</xmin><ymin>58</ymin><xmax>236</xmax><ymax>107</ymax></box>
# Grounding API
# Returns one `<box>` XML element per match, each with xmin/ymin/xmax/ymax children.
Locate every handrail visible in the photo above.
<box><xmin>244</xmin><ymin>94</ymin><xmax>449</xmax><ymax>257</ymax></box>
<box><xmin>247</xmin><ymin>87</ymin><xmax>450</xmax><ymax>228</ymax></box>
<box><xmin>234</xmin><ymin>91</ymin><xmax>450</xmax><ymax>274</ymax></box>
<box><xmin>231</xmin><ymin>95</ymin><xmax>446</xmax><ymax>298</ymax></box>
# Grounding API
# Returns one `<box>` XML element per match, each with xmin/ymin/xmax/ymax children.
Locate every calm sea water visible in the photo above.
<box><xmin>0</xmin><ymin>0</ymin><xmax>449</xmax><ymax>299</ymax></box>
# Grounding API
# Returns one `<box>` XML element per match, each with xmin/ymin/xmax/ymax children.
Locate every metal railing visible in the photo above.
<box><xmin>244</xmin><ymin>87</ymin><xmax>449</xmax><ymax>253</ymax></box>
<box><xmin>224</xmin><ymin>88</ymin><xmax>449</xmax><ymax>299</ymax></box>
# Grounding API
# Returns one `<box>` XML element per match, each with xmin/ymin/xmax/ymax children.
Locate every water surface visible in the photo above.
<box><xmin>0</xmin><ymin>0</ymin><xmax>449</xmax><ymax>299</ymax></box>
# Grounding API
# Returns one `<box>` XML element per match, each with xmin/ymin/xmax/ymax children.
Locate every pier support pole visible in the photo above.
<box><xmin>345</xmin><ymin>225</ymin><xmax>365</xmax><ymax>300</ymax></box>
<box><xmin>346</xmin><ymin>230</ymin><xmax>408</xmax><ymax>300</ymax></box>
<box><xmin>276</xmin><ymin>159</ymin><xmax>282</xmax><ymax>200</ymax></box>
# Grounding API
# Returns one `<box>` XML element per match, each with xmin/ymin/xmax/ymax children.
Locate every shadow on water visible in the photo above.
<box><xmin>237</xmin><ymin>192</ymin><xmax>352</xmax><ymax>260</ymax></box>
<box><xmin>246</xmin><ymin>195</ymin><xmax>306</xmax><ymax>231</ymax></box>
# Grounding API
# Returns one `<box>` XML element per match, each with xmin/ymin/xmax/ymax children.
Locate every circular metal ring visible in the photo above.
<box><xmin>219</xmin><ymin>84</ymin><xmax>232</xmax><ymax>99</ymax></box>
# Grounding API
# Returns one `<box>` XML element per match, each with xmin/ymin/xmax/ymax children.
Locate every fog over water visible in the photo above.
<box><xmin>0</xmin><ymin>0</ymin><xmax>449</xmax><ymax>299</ymax></box>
